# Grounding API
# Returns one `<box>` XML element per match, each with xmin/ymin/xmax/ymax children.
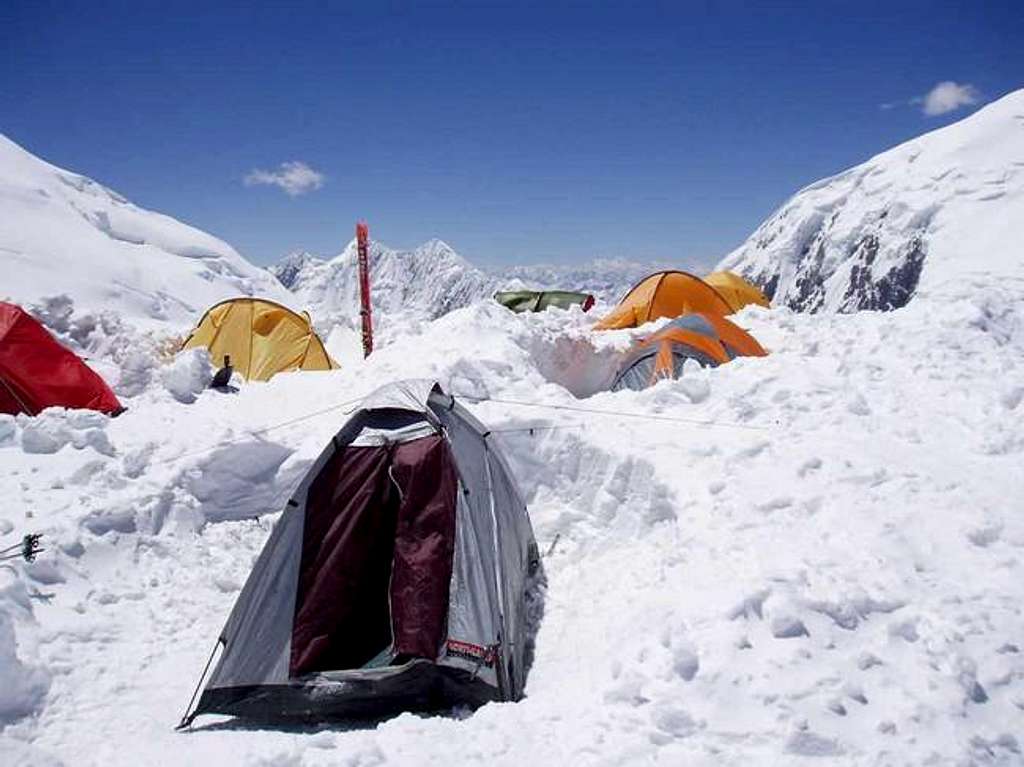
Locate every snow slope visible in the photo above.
<box><xmin>0</xmin><ymin>135</ymin><xmax>288</xmax><ymax>329</ymax></box>
<box><xmin>718</xmin><ymin>88</ymin><xmax>1024</xmax><ymax>312</ymax></box>
<box><xmin>2</xmin><ymin>274</ymin><xmax>1022</xmax><ymax>764</ymax></box>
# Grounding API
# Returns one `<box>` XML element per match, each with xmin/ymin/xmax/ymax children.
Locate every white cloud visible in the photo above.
<box><xmin>919</xmin><ymin>81</ymin><xmax>980</xmax><ymax>116</ymax></box>
<box><xmin>244</xmin><ymin>161</ymin><xmax>325</xmax><ymax>196</ymax></box>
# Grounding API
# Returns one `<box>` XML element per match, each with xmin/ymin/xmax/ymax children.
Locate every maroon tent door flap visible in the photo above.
<box><xmin>290</xmin><ymin>434</ymin><xmax>458</xmax><ymax>676</ymax></box>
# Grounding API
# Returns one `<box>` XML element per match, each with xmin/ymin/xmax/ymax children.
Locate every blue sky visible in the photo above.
<box><xmin>2</xmin><ymin>1</ymin><xmax>1021</xmax><ymax>268</ymax></box>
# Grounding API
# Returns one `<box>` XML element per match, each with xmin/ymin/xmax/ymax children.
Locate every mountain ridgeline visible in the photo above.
<box><xmin>4</xmin><ymin>90</ymin><xmax>1019</xmax><ymax>338</ymax></box>
<box><xmin>271</xmin><ymin>91</ymin><xmax>1024</xmax><ymax>321</ymax></box>
<box><xmin>268</xmin><ymin>239</ymin><xmax>663</xmax><ymax>323</ymax></box>
<box><xmin>718</xmin><ymin>89</ymin><xmax>1024</xmax><ymax>312</ymax></box>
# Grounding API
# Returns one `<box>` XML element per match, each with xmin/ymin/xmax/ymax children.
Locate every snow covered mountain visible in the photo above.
<box><xmin>271</xmin><ymin>241</ymin><xmax>663</xmax><ymax>334</ymax></box>
<box><xmin>718</xmin><ymin>88</ymin><xmax>1024</xmax><ymax>312</ymax></box>
<box><xmin>0</xmin><ymin>134</ymin><xmax>288</xmax><ymax>328</ymax></box>
<box><xmin>281</xmin><ymin>238</ymin><xmax>498</xmax><ymax>327</ymax></box>
<box><xmin>266</xmin><ymin>250</ymin><xmax>322</xmax><ymax>290</ymax></box>
<box><xmin>500</xmin><ymin>258</ymin><xmax>666</xmax><ymax>304</ymax></box>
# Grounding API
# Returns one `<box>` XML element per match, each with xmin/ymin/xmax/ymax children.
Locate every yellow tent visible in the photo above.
<box><xmin>182</xmin><ymin>298</ymin><xmax>338</xmax><ymax>382</ymax></box>
<box><xmin>594</xmin><ymin>271</ymin><xmax>733</xmax><ymax>330</ymax></box>
<box><xmin>703</xmin><ymin>271</ymin><xmax>770</xmax><ymax>312</ymax></box>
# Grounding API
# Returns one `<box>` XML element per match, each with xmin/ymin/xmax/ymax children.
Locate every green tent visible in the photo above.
<box><xmin>494</xmin><ymin>290</ymin><xmax>595</xmax><ymax>314</ymax></box>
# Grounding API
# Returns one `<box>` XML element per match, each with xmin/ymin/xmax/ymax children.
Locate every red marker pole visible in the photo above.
<box><xmin>356</xmin><ymin>221</ymin><xmax>373</xmax><ymax>357</ymax></box>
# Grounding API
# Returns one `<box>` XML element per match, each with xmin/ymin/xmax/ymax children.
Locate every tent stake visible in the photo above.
<box><xmin>545</xmin><ymin>533</ymin><xmax>561</xmax><ymax>558</ymax></box>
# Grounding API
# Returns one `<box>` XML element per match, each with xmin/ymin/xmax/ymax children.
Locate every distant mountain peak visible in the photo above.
<box><xmin>268</xmin><ymin>250</ymin><xmax>324</xmax><ymax>289</ymax></box>
<box><xmin>270</xmin><ymin>239</ymin><xmax>669</xmax><ymax>338</ymax></box>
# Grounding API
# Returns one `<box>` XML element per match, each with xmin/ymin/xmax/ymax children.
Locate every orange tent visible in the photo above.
<box><xmin>594</xmin><ymin>271</ymin><xmax>733</xmax><ymax>330</ymax></box>
<box><xmin>611</xmin><ymin>313</ymin><xmax>766</xmax><ymax>391</ymax></box>
<box><xmin>703</xmin><ymin>271</ymin><xmax>770</xmax><ymax>312</ymax></box>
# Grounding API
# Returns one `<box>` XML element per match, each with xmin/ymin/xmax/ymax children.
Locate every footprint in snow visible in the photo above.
<box><xmin>770</xmin><ymin>615</ymin><xmax>809</xmax><ymax>639</ymax></box>
<box><xmin>757</xmin><ymin>496</ymin><xmax>794</xmax><ymax>513</ymax></box>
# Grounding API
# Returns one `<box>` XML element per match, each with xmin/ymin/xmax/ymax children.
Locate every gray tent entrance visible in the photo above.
<box><xmin>182</xmin><ymin>381</ymin><xmax>540</xmax><ymax>725</ymax></box>
<box><xmin>292</xmin><ymin>434</ymin><xmax>458</xmax><ymax>674</ymax></box>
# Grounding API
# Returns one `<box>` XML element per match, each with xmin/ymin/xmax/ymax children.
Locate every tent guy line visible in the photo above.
<box><xmin>147</xmin><ymin>394</ymin><xmax>369</xmax><ymax>469</ymax></box>
<box><xmin>148</xmin><ymin>387</ymin><xmax>772</xmax><ymax>476</ymax></box>
<box><xmin>452</xmin><ymin>393</ymin><xmax>771</xmax><ymax>432</ymax></box>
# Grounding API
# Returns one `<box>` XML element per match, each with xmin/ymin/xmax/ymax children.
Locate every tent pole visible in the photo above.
<box><xmin>175</xmin><ymin>637</ymin><xmax>224</xmax><ymax>731</ymax></box>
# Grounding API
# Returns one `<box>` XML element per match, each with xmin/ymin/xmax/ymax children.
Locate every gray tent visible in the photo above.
<box><xmin>182</xmin><ymin>380</ymin><xmax>541</xmax><ymax>724</ymax></box>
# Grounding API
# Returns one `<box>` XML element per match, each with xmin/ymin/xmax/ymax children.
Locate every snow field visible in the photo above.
<box><xmin>0</xmin><ymin>284</ymin><xmax>1022</xmax><ymax>765</ymax></box>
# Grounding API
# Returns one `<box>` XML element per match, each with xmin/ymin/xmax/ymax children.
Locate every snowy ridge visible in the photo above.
<box><xmin>499</xmin><ymin>258</ymin><xmax>669</xmax><ymax>304</ymax></box>
<box><xmin>718</xmin><ymin>88</ymin><xmax>1024</xmax><ymax>312</ymax></box>
<box><xmin>0</xmin><ymin>134</ymin><xmax>289</xmax><ymax>329</ymax></box>
<box><xmin>274</xmin><ymin>241</ymin><xmax>665</xmax><ymax>338</ymax></box>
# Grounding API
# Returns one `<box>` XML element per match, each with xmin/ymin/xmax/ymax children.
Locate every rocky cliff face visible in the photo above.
<box><xmin>717</xmin><ymin>89</ymin><xmax>1024</xmax><ymax>312</ymax></box>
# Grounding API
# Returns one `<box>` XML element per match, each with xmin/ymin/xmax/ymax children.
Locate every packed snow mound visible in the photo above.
<box><xmin>718</xmin><ymin>88</ymin><xmax>1024</xmax><ymax>312</ymax></box>
<box><xmin>0</xmin><ymin>134</ymin><xmax>288</xmax><ymax>328</ymax></box>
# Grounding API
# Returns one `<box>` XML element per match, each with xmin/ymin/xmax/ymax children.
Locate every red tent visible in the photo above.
<box><xmin>0</xmin><ymin>302</ymin><xmax>123</xmax><ymax>416</ymax></box>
